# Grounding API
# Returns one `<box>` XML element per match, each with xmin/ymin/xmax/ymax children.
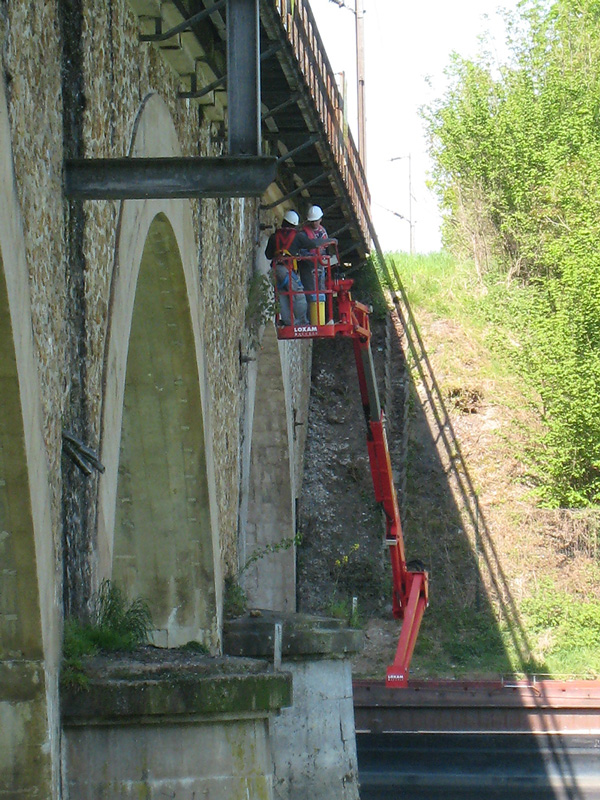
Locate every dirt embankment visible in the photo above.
<box><xmin>297</xmin><ymin>303</ymin><xmax>409</xmax><ymax>678</ymax></box>
<box><xmin>298</xmin><ymin>287</ymin><xmax>600</xmax><ymax>681</ymax></box>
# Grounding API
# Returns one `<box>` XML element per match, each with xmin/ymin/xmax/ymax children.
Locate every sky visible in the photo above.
<box><xmin>309</xmin><ymin>0</ymin><xmax>523</xmax><ymax>253</ymax></box>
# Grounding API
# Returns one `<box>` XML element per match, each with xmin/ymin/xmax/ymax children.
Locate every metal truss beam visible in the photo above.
<box><xmin>331</xmin><ymin>222</ymin><xmax>352</xmax><ymax>238</ymax></box>
<box><xmin>261</xmin><ymin>92</ymin><xmax>302</xmax><ymax>121</ymax></box>
<box><xmin>179</xmin><ymin>39</ymin><xmax>283</xmax><ymax>101</ymax></box>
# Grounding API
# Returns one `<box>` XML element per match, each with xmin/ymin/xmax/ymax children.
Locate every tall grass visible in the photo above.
<box><xmin>62</xmin><ymin>581</ymin><xmax>152</xmax><ymax>688</ymax></box>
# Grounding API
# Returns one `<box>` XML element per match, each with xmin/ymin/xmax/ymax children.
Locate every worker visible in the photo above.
<box><xmin>265</xmin><ymin>209</ymin><xmax>333</xmax><ymax>326</ymax></box>
<box><xmin>298</xmin><ymin>205</ymin><xmax>337</xmax><ymax>325</ymax></box>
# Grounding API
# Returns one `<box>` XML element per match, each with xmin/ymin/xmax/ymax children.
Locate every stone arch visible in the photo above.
<box><xmin>241</xmin><ymin>324</ymin><xmax>297</xmax><ymax>611</ymax></box>
<box><xmin>98</xmin><ymin>94</ymin><xmax>220</xmax><ymax>647</ymax></box>
<box><xmin>0</xmin><ymin>72</ymin><xmax>58</xmax><ymax>797</ymax></box>
<box><xmin>113</xmin><ymin>213</ymin><xmax>216</xmax><ymax>646</ymax></box>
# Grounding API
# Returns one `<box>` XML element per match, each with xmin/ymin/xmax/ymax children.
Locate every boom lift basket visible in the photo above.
<box><xmin>272</xmin><ymin>248</ymin><xmax>429</xmax><ymax>687</ymax></box>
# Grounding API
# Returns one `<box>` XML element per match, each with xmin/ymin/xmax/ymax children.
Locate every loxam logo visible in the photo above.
<box><xmin>387</xmin><ymin>673</ymin><xmax>406</xmax><ymax>682</ymax></box>
<box><xmin>293</xmin><ymin>326</ymin><xmax>318</xmax><ymax>337</ymax></box>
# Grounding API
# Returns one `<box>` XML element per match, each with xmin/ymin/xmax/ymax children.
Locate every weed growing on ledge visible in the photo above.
<box><xmin>61</xmin><ymin>580</ymin><xmax>152</xmax><ymax>689</ymax></box>
<box><xmin>225</xmin><ymin>534</ymin><xmax>303</xmax><ymax>619</ymax></box>
<box><xmin>224</xmin><ymin>577</ymin><xmax>248</xmax><ymax>619</ymax></box>
<box><xmin>182</xmin><ymin>640</ymin><xmax>210</xmax><ymax>654</ymax></box>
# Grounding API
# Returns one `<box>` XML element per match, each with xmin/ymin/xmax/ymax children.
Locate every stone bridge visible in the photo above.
<box><xmin>0</xmin><ymin>1</ymin><xmax>380</xmax><ymax>798</ymax></box>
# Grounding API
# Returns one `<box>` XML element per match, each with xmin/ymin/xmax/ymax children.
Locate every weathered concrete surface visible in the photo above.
<box><xmin>271</xmin><ymin>659</ymin><xmax>361</xmax><ymax>800</ymax></box>
<box><xmin>62</xmin><ymin>652</ymin><xmax>292</xmax><ymax>800</ymax></box>
<box><xmin>224</xmin><ymin>611</ymin><xmax>364</xmax><ymax>660</ymax></box>
<box><xmin>224</xmin><ymin>612</ymin><xmax>363</xmax><ymax>800</ymax></box>
<box><xmin>0</xmin><ymin>662</ymin><xmax>53</xmax><ymax>799</ymax></box>
<box><xmin>242</xmin><ymin>324</ymin><xmax>298</xmax><ymax>611</ymax></box>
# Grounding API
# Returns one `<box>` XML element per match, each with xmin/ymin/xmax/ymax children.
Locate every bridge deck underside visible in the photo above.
<box><xmin>258</xmin><ymin>2</ymin><xmax>370</xmax><ymax>263</ymax></box>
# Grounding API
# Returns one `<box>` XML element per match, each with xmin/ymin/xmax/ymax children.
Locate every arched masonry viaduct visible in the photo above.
<box><xmin>1</xmin><ymin>3</ymin><xmax>363</xmax><ymax>798</ymax></box>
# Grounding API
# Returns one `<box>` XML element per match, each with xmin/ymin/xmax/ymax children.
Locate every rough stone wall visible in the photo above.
<box><xmin>202</xmin><ymin>195</ymin><xmax>260</xmax><ymax>575</ymax></box>
<box><xmin>4</xmin><ymin>2</ymin><xmax>67</xmax><ymax>570</ymax></box>
<box><xmin>2</xmin><ymin>0</ymin><xmax>265</xmax><ymax>601</ymax></box>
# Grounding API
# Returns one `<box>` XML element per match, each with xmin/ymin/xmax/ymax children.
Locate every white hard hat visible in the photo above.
<box><xmin>283</xmin><ymin>209</ymin><xmax>300</xmax><ymax>225</ymax></box>
<box><xmin>306</xmin><ymin>205</ymin><xmax>323</xmax><ymax>222</ymax></box>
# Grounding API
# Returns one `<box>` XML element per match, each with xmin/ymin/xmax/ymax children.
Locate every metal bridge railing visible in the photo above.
<box><xmin>272</xmin><ymin>0</ymin><xmax>371</xmax><ymax>247</ymax></box>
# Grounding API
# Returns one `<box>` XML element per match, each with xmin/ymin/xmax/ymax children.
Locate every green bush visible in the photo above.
<box><xmin>423</xmin><ymin>0</ymin><xmax>600</xmax><ymax>506</ymax></box>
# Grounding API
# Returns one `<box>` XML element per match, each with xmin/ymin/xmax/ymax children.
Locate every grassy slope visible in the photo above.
<box><xmin>388</xmin><ymin>252</ymin><xmax>600</xmax><ymax>681</ymax></box>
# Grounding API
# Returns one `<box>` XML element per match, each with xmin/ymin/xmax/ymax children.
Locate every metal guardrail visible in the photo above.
<box><xmin>272</xmin><ymin>0</ymin><xmax>371</xmax><ymax>247</ymax></box>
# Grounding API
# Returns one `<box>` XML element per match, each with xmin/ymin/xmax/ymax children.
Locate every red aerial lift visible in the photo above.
<box><xmin>272</xmin><ymin>248</ymin><xmax>429</xmax><ymax>688</ymax></box>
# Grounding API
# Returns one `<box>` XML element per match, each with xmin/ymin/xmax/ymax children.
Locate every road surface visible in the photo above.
<box><xmin>357</xmin><ymin>732</ymin><xmax>600</xmax><ymax>800</ymax></box>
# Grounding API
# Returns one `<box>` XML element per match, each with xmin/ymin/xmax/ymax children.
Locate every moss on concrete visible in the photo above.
<box><xmin>61</xmin><ymin>651</ymin><xmax>292</xmax><ymax>723</ymax></box>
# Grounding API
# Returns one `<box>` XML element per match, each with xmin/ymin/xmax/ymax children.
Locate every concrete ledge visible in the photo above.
<box><xmin>61</xmin><ymin>649</ymin><xmax>292</xmax><ymax>724</ymax></box>
<box><xmin>223</xmin><ymin>611</ymin><xmax>363</xmax><ymax>660</ymax></box>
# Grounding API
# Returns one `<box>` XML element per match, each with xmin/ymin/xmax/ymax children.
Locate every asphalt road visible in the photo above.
<box><xmin>357</xmin><ymin>732</ymin><xmax>600</xmax><ymax>800</ymax></box>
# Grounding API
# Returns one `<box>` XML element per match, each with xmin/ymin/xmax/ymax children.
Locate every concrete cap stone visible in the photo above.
<box><xmin>223</xmin><ymin>610</ymin><xmax>364</xmax><ymax>661</ymax></box>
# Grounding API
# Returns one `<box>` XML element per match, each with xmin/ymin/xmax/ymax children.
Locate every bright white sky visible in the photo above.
<box><xmin>310</xmin><ymin>0</ymin><xmax>523</xmax><ymax>253</ymax></box>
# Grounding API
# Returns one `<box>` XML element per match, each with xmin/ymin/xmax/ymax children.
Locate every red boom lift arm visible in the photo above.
<box><xmin>272</xmin><ymin>249</ymin><xmax>429</xmax><ymax>687</ymax></box>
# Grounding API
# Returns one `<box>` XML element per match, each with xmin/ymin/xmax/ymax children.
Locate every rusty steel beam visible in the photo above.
<box><xmin>64</xmin><ymin>156</ymin><xmax>277</xmax><ymax>199</ymax></box>
<box><xmin>353</xmin><ymin>680</ymin><xmax>600</xmax><ymax>734</ymax></box>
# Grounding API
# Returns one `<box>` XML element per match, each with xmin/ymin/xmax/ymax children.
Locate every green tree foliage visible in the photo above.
<box><xmin>424</xmin><ymin>0</ymin><xmax>600</xmax><ymax>505</ymax></box>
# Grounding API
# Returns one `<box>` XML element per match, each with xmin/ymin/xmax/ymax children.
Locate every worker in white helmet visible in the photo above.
<box><xmin>298</xmin><ymin>205</ymin><xmax>337</xmax><ymax>324</ymax></box>
<box><xmin>265</xmin><ymin>208</ymin><xmax>334</xmax><ymax>326</ymax></box>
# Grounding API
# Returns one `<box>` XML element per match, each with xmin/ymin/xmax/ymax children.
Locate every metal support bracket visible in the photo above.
<box><xmin>179</xmin><ymin>41</ymin><xmax>283</xmax><ymax>100</ymax></box>
<box><xmin>140</xmin><ymin>0</ymin><xmax>227</xmax><ymax>42</ymax></box>
<box><xmin>259</xmin><ymin>169</ymin><xmax>333</xmax><ymax>210</ymax></box>
<box><xmin>331</xmin><ymin>221</ymin><xmax>352</xmax><ymax>238</ymax></box>
<box><xmin>340</xmin><ymin>242</ymin><xmax>361</xmax><ymax>258</ymax></box>
<box><xmin>261</xmin><ymin>92</ymin><xmax>302</xmax><ymax>121</ymax></box>
<box><xmin>62</xmin><ymin>432</ymin><xmax>105</xmax><ymax>476</ymax></box>
<box><xmin>276</xmin><ymin>134</ymin><xmax>320</xmax><ymax>164</ymax></box>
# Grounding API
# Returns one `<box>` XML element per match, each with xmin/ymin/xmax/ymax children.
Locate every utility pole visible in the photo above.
<box><xmin>390</xmin><ymin>154</ymin><xmax>415</xmax><ymax>254</ymax></box>
<box><xmin>329</xmin><ymin>0</ymin><xmax>366</xmax><ymax>171</ymax></box>
<box><xmin>407</xmin><ymin>152</ymin><xmax>414</xmax><ymax>255</ymax></box>
<box><xmin>355</xmin><ymin>0</ymin><xmax>366</xmax><ymax>171</ymax></box>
